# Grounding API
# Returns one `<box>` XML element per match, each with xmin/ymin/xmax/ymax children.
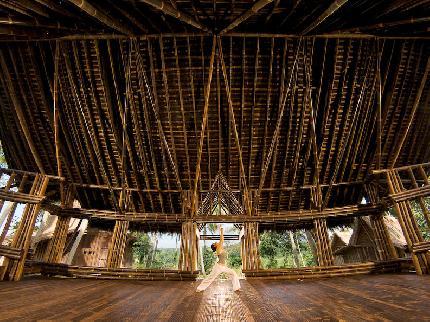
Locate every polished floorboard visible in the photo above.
<box><xmin>1</xmin><ymin>274</ymin><xmax>430</xmax><ymax>321</ymax></box>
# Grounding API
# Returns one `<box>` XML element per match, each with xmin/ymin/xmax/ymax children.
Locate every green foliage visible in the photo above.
<box><xmin>132</xmin><ymin>232</ymin><xmax>153</xmax><ymax>266</ymax></box>
<box><xmin>259</xmin><ymin>230</ymin><xmax>316</xmax><ymax>269</ymax></box>
<box><xmin>0</xmin><ymin>141</ymin><xmax>6</xmax><ymax>167</ymax></box>
<box><xmin>409</xmin><ymin>199</ymin><xmax>430</xmax><ymax>240</ymax></box>
<box><xmin>150</xmin><ymin>248</ymin><xmax>179</xmax><ymax>269</ymax></box>
<box><xmin>131</xmin><ymin>232</ymin><xmax>179</xmax><ymax>269</ymax></box>
<box><xmin>203</xmin><ymin>245</ymin><xmax>216</xmax><ymax>272</ymax></box>
<box><xmin>227</xmin><ymin>243</ymin><xmax>242</xmax><ymax>268</ymax></box>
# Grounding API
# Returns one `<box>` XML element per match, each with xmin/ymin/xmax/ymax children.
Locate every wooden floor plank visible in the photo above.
<box><xmin>0</xmin><ymin>274</ymin><xmax>429</xmax><ymax>321</ymax></box>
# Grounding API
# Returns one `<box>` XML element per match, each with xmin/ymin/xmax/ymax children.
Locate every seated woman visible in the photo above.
<box><xmin>196</xmin><ymin>226</ymin><xmax>241</xmax><ymax>292</ymax></box>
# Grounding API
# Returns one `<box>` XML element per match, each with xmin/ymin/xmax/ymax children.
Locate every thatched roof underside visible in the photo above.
<box><xmin>0</xmin><ymin>1</ymin><xmax>429</xmax><ymax>220</ymax></box>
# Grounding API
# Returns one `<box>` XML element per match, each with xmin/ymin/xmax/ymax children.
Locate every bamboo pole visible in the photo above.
<box><xmin>0</xmin><ymin>51</ymin><xmax>45</xmax><ymax>174</ymax></box>
<box><xmin>220</xmin><ymin>0</ymin><xmax>274</xmax><ymax>35</ymax></box>
<box><xmin>67</xmin><ymin>0</ymin><xmax>134</xmax><ymax>34</ymax></box>
<box><xmin>6</xmin><ymin>175</ymin><xmax>50</xmax><ymax>281</ymax></box>
<box><xmin>255</xmin><ymin>39</ymin><xmax>302</xmax><ymax>206</ymax></box>
<box><xmin>191</xmin><ymin>36</ymin><xmax>216</xmax><ymax>214</ymax></box>
<box><xmin>138</xmin><ymin>0</ymin><xmax>208</xmax><ymax>31</ymax></box>
<box><xmin>390</xmin><ymin>56</ymin><xmax>430</xmax><ymax>168</ymax></box>
<box><xmin>217</xmin><ymin>36</ymin><xmax>252</xmax><ymax>215</ymax></box>
<box><xmin>302</xmin><ymin>0</ymin><xmax>350</xmax><ymax>34</ymax></box>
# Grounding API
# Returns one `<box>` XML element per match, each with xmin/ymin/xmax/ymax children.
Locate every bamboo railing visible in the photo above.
<box><xmin>243</xmin><ymin>259</ymin><xmax>406</xmax><ymax>279</ymax></box>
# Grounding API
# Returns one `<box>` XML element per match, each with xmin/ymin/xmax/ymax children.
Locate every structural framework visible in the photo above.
<box><xmin>0</xmin><ymin>0</ymin><xmax>429</xmax><ymax>281</ymax></box>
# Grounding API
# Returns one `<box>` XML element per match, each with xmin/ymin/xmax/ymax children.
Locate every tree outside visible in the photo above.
<box><xmin>259</xmin><ymin>230</ymin><xmax>316</xmax><ymax>269</ymax></box>
<box><xmin>131</xmin><ymin>232</ymin><xmax>179</xmax><ymax>269</ymax></box>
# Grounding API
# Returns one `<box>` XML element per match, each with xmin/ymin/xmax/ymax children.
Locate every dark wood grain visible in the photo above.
<box><xmin>1</xmin><ymin>274</ymin><xmax>430</xmax><ymax>321</ymax></box>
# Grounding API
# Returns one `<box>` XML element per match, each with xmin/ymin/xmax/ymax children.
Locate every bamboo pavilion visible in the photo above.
<box><xmin>0</xmin><ymin>1</ymin><xmax>429</xmax><ymax>319</ymax></box>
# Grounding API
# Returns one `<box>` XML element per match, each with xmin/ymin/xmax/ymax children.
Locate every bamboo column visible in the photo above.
<box><xmin>106</xmin><ymin>220</ymin><xmax>130</xmax><ymax>268</ymax></box>
<box><xmin>0</xmin><ymin>172</ymin><xmax>16</xmax><ymax>214</ymax></box>
<box><xmin>312</xmin><ymin>218</ymin><xmax>334</xmax><ymax>266</ymax></box>
<box><xmin>364</xmin><ymin>183</ymin><xmax>398</xmax><ymax>260</ymax></box>
<box><xmin>0</xmin><ymin>175</ymin><xmax>28</xmax><ymax>244</ymax></box>
<box><xmin>242</xmin><ymin>222</ymin><xmax>261</xmax><ymax>270</ymax></box>
<box><xmin>43</xmin><ymin>216</ymin><xmax>71</xmax><ymax>263</ymax></box>
<box><xmin>179</xmin><ymin>221</ymin><xmax>199</xmax><ymax>272</ymax></box>
<box><xmin>43</xmin><ymin>186</ymin><xmax>75</xmax><ymax>263</ymax></box>
<box><xmin>4</xmin><ymin>175</ymin><xmax>50</xmax><ymax>281</ymax></box>
<box><xmin>386</xmin><ymin>170</ymin><xmax>430</xmax><ymax>274</ymax></box>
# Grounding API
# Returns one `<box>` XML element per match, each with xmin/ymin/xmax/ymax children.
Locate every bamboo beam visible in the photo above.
<box><xmin>302</xmin><ymin>0</ymin><xmax>350</xmax><ymax>35</ymax></box>
<box><xmin>219</xmin><ymin>0</ymin><xmax>274</xmax><ymax>35</ymax></box>
<box><xmin>53</xmin><ymin>40</ymin><xmax>64</xmax><ymax>203</ymax></box>
<box><xmin>390</xmin><ymin>56</ymin><xmax>430</xmax><ymax>168</ymax></box>
<box><xmin>42</xmin><ymin>202</ymin><xmax>382</xmax><ymax>223</ymax></box>
<box><xmin>67</xmin><ymin>0</ymin><xmax>134</xmax><ymax>34</ymax></box>
<box><xmin>217</xmin><ymin>36</ymin><xmax>252</xmax><ymax>216</ymax></box>
<box><xmin>138</xmin><ymin>0</ymin><xmax>208</xmax><ymax>31</ymax></box>
<box><xmin>0</xmin><ymin>51</ymin><xmax>45</xmax><ymax>173</ymax></box>
<box><xmin>134</xmin><ymin>41</ymin><xmax>182</xmax><ymax>192</ymax></box>
<box><xmin>337</xmin><ymin>17</ymin><xmax>430</xmax><ymax>33</ymax></box>
<box><xmin>191</xmin><ymin>37</ymin><xmax>216</xmax><ymax>214</ymax></box>
<box><xmin>255</xmin><ymin>39</ymin><xmax>302</xmax><ymax>206</ymax></box>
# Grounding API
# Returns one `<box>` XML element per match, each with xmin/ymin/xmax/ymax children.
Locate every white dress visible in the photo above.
<box><xmin>196</xmin><ymin>250</ymin><xmax>241</xmax><ymax>292</ymax></box>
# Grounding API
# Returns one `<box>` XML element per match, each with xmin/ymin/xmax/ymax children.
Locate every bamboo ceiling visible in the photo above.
<box><xmin>0</xmin><ymin>1</ymin><xmax>429</xmax><ymax>217</ymax></box>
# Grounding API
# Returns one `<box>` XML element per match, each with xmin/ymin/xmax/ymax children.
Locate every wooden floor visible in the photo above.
<box><xmin>1</xmin><ymin>274</ymin><xmax>430</xmax><ymax>321</ymax></box>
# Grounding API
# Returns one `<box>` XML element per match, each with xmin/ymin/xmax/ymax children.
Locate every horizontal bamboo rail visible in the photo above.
<box><xmin>0</xmin><ymin>190</ymin><xmax>45</xmax><ymax>204</ymax></box>
<box><xmin>0</xmin><ymin>245</ymin><xmax>23</xmax><ymax>260</ymax></box>
<box><xmin>243</xmin><ymin>260</ymin><xmax>407</xmax><ymax>279</ymax></box>
<box><xmin>0</xmin><ymin>168</ymin><xmax>65</xmax><ymax>181</ymax></box>
<box><xmin>372</xmin><ymin>162</ymin><xmax>430</xmax><ymax>174</ymax></box>
<box><xmin>43</xmin><ymin>203</ymin><xmax>383</xmax><ymax>223</ymax></box>
<box><xmin>2</xmin><ymin>33</ymin><xmax>429</xmax><ymax>42</ymax></box>
<box><xmin>39</xmin><ymin>263</ymin><xmax>199</xmax><ymax>281</ymax></box>
<box><xmin>411</xmin><ymin>241</ymin><xmax>430</xmax><ymax>254</ymax></box>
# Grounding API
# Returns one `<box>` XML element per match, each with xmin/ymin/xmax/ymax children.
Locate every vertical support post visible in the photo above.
<box><xmin>313</xmin><ymin>218</ymin><xmax>334</xmax><ymax>266</ymax></box>
<box><xmin>5</xmin><ymin>175</ymin><xmax>50</xmax><ymax>281</ymax></box>
<box><xmin>364</xmin><ymin>183</ymin><xmax>398</xmax><ymax>260</ymax></box>
<box><xmin>242</xmin><ymin>222</ymin><xmax>260</xmax><ymax>270</ymax></box>
<box><xmin>386</xmin><ymin>170</ymin><xmax>430</xmax><ymax>274</ymax></box>
<box><xmin>43</xmin><ymin>216</ymin><xmax>71</xmax><ymax>264</ymax></box>
<box><xmin>179</xmin><ymin>221</ymin><xmax>199</xmax><ymax>272</ymax></box>
<box><xmin>106</xmin><ymin>220</ymin><xmax>130</xmax><ymax>268</ymax></box>
<box><xmin>0</xmin><ymin>172</ymin><xmax>16</xmax><ymax>214</ymax></box>
<box><xmin>43</xmin><ymin>186</ymin><xmax>75</xmax><ymax>264</ymax></box>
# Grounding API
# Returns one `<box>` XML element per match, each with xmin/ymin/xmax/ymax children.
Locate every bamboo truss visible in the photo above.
<box><xmin>0</xmin><ymin>1</ymin><xmax>429</xmax><ymax>281</ymax></box>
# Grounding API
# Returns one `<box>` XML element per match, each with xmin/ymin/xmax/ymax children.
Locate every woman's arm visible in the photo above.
<box><xmin>219</xmin><ymin>226</ymin><xmax>224</xmax><ymax>246</ymax></box>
